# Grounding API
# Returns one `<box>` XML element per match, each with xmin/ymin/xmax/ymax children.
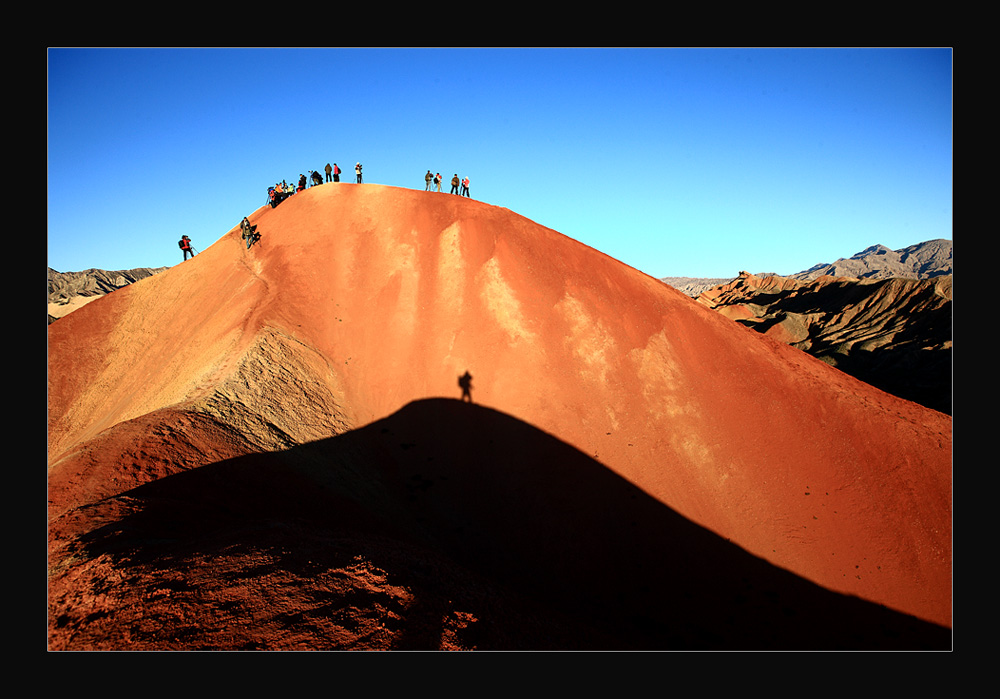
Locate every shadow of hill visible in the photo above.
<box><xmin>72</xmin><ymin>398</ymin><xmax>950</xmax><ymax>650</ymax></box>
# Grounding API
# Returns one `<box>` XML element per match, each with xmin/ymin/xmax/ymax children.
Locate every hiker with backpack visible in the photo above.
<box><xmin>179</xmin><ymin>235</ymin><xmax>195</xmax><ymax>261</ymax></box>
<box><xmin>240</xmin><ymin>217</ymin><xmax>260</xmax><ymax>250</ymax></box>
<box><xmin>461</xmin><ymin>176</ymin><xmax>470</xmax><ymax>197</ymax></box>
<box><xmin>333</xmin><ymin>163</ymin><xmax>341</xmax><ymax>182</ymax></box>
<box><xmin>450</xmin><ymin>174</ymin><xmax>460</xmax><ymax>194</ymax></box>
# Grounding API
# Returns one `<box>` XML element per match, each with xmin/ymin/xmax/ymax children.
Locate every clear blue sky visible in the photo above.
<box><xmin>47</xmin><ymin>48</ymin><xmax>952</xmax><ymax>279</ymax></box>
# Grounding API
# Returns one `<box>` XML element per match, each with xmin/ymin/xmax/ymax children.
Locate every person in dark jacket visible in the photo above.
<box><xmin>179</xmin><ymin>235</ymin><xmax>195</xmax><ymax>260</ymax></box>
<box><xmin>240</xmin><ymin>217</ymin><xmax>260</xmax><ymax>249</ymax></box>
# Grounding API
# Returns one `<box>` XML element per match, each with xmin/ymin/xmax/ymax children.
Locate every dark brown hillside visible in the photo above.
<box><xmin>698</xmin><ymin>272</ymin><xmax>952</xmax><ymax>414</ymax></box>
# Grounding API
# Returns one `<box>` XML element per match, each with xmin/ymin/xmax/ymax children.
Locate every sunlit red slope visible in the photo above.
<box><xmin>48</xmin><ymin>183</ymin><xmax>951</xmax><ymax>633</ymax></box>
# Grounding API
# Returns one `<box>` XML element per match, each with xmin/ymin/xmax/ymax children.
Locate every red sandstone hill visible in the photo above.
<box><xmin>47</xmin><ymin>183</ymin><xmax>952</xmax><ymax>650</ymax></box>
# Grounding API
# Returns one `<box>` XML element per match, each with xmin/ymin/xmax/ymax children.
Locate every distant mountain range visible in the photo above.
<box><xmin>48</xmin><ymin>266</ymin><xmax>169</xmax><ymax>323</ymax></box>
<box><xmin>788</xmin><ymin>239</ymin><xmax>952</xmax><ymax>281</ymax></box>
<box><xmin>662</xmin><ymin>239</ymin><xmax>953</xmax><ymax>296</ymax></box>
<box><xmin>688</xmin><ymin>239</ymin><xmax>953</xmax><ymax>414</ymax></box>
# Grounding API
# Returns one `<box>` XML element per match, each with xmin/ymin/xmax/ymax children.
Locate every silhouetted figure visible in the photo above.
<box><xmin>459</xmin><ymin>371</ymin><xmax>473</xmax><ymax>402</ymax></box>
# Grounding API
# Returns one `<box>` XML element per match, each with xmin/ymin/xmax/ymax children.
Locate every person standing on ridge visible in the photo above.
<box><xmin>425</xmin><ymin>170</ymin><xmax>433</xmax><ymax>191</ymax></box>
<box><xmin>355</xmin><ymin>162</ymin><xmax>363</xmax><ymax>183</ymax></box>
<box><xmin>333</xmin><ymin>163</ymin><xmax>341</xmax><ymax>182</ymax></box>
<box><xmin>459</xmin><ymin>370</ymin><xmax>473</xmax><ymax>402</ymax></box>
<box><xmin>298</xmin><ymin>174</ymin><xmax>307</xmax><ymax>192</ymax></box>
<box><xmin>179</xmin><ymin>235</ymin><xmax>195</xmax><ymax>261</ymax></box>
<box><xmin>434</xmin><ymin>173</ymin><xmax>442</xmax><ymax>192</ymax></box>
<box><xmin>325</xmin><ymin>163</ymin><xmax>333</xmax><ymax>182</ymax></box>
<box><xmin>461</xmin><ymin>176</ymin><xmax>470</xmax><ymax>197</ymax></box>
<box><xmin>450</xmin><ymin>174</ymin><xmax>460</xmax><ymax>194</ymax></box>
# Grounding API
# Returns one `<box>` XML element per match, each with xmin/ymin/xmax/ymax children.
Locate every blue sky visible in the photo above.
<box><xmin>47</xmin><ymin>48</ymin><xmax>952</xmax><ymax>279</ymax></box>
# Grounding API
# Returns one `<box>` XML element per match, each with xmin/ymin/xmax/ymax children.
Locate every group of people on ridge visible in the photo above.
<box><xmin>425</xmin><ymin>170</ymin><xmax>470</xmax><ymax>197</ymax></box>
<box><xmin>266</xmin><ymin>161</ymin><xmax>364</xmax><ymax>207</ymax></box>
<box><xmin>181</xmin><ymin>160</ymin><xmax>481</xmax><ymax>262</ymax></box>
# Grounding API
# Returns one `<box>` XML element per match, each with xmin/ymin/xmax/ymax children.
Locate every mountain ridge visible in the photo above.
<box><xmin>661</xmin><ymin>238</ymin><xmax>952</xmax><ymax>296</ymax></box>
<box><xmin>790</xmin><ymin>238</ymin><xmax>952</xmax><ymax>281</ymax></box>
<box><xmin>48</xmin><ymin>266</ymin><xmax>169</xmax><ymax>323</ymax></box>
<box><xmin>47</xmin><ymin>184</ymin><xmax>952</xmax><ymax>649</ymax></box>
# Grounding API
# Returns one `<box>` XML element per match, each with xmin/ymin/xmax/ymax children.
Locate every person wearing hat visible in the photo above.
<box><xmin>179</xmin><ymin>235</ymin><xmax>195</xmax><ymax>261</ymax></box>
<box><xmin>355</xmin><ymin>162</ymin><xmax>363</xmax><ymax>183</ymax></box>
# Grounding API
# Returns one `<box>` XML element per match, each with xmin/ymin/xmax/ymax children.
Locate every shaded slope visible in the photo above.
<box><xmin>48</xmin><ymin>399</ymin><xmax>949</xmax><ymax>650</ymax></box>
<box><xmin>48</xmin><ymin>183</ymin><xmax>952</xmax><ymax>646</ymax></box>
<box><xmin>698</xmin><ymin>272</ymin><xmax>952</xmax><ymax>414</ymax></box>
